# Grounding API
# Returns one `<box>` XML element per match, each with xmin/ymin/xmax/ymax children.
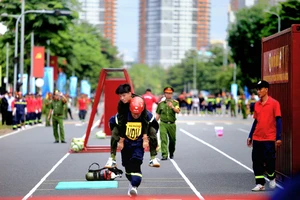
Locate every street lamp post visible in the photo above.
<box><xmin>265</xmin><ymin>10</ymin><xmax>281</xmax><ymax>33</ymax></box>
<box><xmin>19</xmin><ymin>0</ymin><xmax>25</xmax><ymax>92</ymax></box>
<box><xmin>0</xmin><ymin>13</ymin><xmax>19</xmax><ymax>92</ymax></box>
<box><xmin>193</xmin><ymin>54</ymin><xmax>196</xmax><ymax>90</ymax></box>
<box><xmin>14</xmin><ymin>9</ymin><xmax>72</xmax><ymax>92</ymax></box>
<box><xmin>5</xmin><ymin>42</ymin><xmax>9</xmax><ymax>91</ymax></box>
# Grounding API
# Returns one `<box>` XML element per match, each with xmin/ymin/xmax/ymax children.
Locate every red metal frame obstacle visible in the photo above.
<box><xmin>70</xmin><ymin>68</ymin><xmax>134</xmax><ymax>153</ymax></box>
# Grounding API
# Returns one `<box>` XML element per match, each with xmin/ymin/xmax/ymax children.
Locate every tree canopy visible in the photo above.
<box><xmin>228</xmin><ymin>0</ymin><xmax>300</xmax><ymax>88</ymax></box>
<box><xmin>0</xmin><ymin>0</ymin><xmax>121</xmax><ymax>92</ymax></box>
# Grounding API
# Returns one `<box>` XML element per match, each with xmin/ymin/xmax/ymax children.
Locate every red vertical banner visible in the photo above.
<box><xmin>33</xmin><ymin>46</ymin><xmax>45</xmax><ymax>78</ymax></box>
<box><xmin>50</xmin><ymin>56</ymin><xmax>58</xmax><ymax>81</ymax></box>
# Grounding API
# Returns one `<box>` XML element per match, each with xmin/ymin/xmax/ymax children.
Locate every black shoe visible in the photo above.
<box><xmin>54</xmin><ymin>141</ymin><xmax>59</xmax><ymax>143</ymax></box>
<box><xmin>161</xmin><ymin>157</ymin><xmax>168</xmax><ymax>160</ymax></box>
<box><xmin>170</xmin><ymin>153</ymin><xmax>174</xmax><ymax>159</ymax></box>
<box><xmin>61</xmin><ymin>141</ymin><xmax>67</xmax><ymax>143</ymax></box>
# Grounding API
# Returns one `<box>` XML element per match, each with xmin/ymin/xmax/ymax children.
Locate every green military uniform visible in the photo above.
<box><xmin>50</xmin><ymin>98</ymin><xmax>66</xmax><ymax>142</ymax></box>
<box><xmin>44</xmin><ymin>98</ymin><xmax>52</xmax><ymax>126</ymax></box>
<box><xmin>156</xmin><ymin>99</ymin><xmax>179</xmax><ymax>159</ymax></box>
<box><xmin>238</xmin><ymin>98</ymin><xmax>242</xmax><ymax>114</ymax></box>
<box><xmin>230</xmin><ymin>97</ymin><xmax>236</xmax><ymax>117</ymax></box>
<box><xmin>241</xmin><ymin>98</ymin><xmax>247</xmax><ymax>119</ymax></box>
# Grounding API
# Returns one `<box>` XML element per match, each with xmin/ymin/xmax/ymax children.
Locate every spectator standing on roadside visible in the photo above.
<box><xmin>247</xmin><ymin>80</ymin><xmax>282</xmax><ymax>191</ymax></box>
<box><xmin>142</xmin><ymin>88</ymin><xmax>157</xmax><ymax>113</ymax></box>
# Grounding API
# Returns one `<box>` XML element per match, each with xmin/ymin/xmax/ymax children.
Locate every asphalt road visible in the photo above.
<box><xmin>0</xmin><ymin>113</ymin><xmax>278</xmax><ymax>200</ymax></box>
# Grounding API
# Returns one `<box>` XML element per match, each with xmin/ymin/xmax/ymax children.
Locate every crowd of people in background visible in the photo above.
<box><xmin>0</xmin><ymin>90</ymin><xmax>92</xmax><ymax>131</ymax></box>
<box><xmin>0</xmin><ymin>88</ymin><xmax>258</xmax><ymax>131</ymax></box>
<box><xmin>166</xmin><ymin>91</ymin><xmax>258</xmax><ymax>119</ymax></box>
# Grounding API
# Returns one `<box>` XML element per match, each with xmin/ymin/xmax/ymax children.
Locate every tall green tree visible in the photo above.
<box><xmin>228</xmin><ymin>0</ymin><xmax>300</xmax><ymax>88</ymax></box>
<box><xmin>0</xmin><ymin>0</ymin><xmax>122</xmax><ymax>91</ymax></box>
<box><xmin>227</xmin><ymin>5</ymin><xmax>266</xmax><ymax>87</ymax></box>
<box><xmin>262</xmin><ymin>0</ymin><xmax>300</xmax><ymax>36</ymax></box>
<box><xmin>65</xmin><ymin>22</ymin><xmax>109</xmax><ymax>89</ymax></box>
<box><xmin>0</xmin><ymin>0</ymin><xmax>76</xmax><ymax>88</ymax></box>
<box><xmin>0</xmin><ymin>0</ymin><xmax>76</xmax><ymax>56</ymax></box>
<box><xmin>127</xmin><ymin>64</ymin><xmax>166</xmax><ymax>95</ymax></box>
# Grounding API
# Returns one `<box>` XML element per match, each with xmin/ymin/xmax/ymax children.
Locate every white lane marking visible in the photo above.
<box><xmin>187</xmin><ymin>122</ymin><xmax>195</xmax><ymax>125</ymax></box>
<box><xmin>181</xmin><ymin>128</ymin><xmax>284</xmax><ymax>190</ymax></box>
<box><xmin>181</xmin><ymin>128</ymin><xmax>253</xmax><ymax>172</ymax></box>
<box><xmin>238</xmin><ymin>128</ymin><xmax>249</xmax><ymax>133</ymax></box>
<box><xmin>22</xmin><ymin>119</ymin><xmax>100</xmax><ymax>200</ymax></box>
<box><xmin>206</xmin><ymin>122</ymin><xmax>214</xmax><ymax>125</ymax></box>
<box><xmin>170</xmin><ymin>159</ymin><xmax>205</xmax><ymax>200</ymax></box>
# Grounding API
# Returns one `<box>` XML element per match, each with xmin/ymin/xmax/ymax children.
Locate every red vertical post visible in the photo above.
<box><xmin>83</xmin><ymin>69</ymin><xmax>107</xmax><ymax>148</ymax></box>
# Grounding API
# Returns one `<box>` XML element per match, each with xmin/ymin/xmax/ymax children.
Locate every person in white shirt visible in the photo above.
<box><xmin>191</xmin><ymin>95</ymin><xmax>200</xmax><ymax>115</ymax></box>
<box><xmin>66</xmin><ymin>94</ymin><xmax>73</xmax><ymax>120</ymax></box>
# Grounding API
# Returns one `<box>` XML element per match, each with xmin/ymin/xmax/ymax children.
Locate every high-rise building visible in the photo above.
<box><xmin>78</xmin><ymin>0</ymin><xmax>116</xmax><ymax>45</ymax></box>
<box><xmin>139</xmin><ymin>0</ymin><xmax>210</xmax><ymax>68</ymax></box>
<box><xmin>228</xmin><ymin>0</ymin><xmax>255</xmax><ymax>23</ymax></box>
<box><xmin>254</xmin><ymin>0</ymin><xmax>286</xmax><ymax>6</ymax></box>
<box><xmin>230</xmin><ymin>0</ymin><xmax>253</xmax><ymax>12</ymax></box>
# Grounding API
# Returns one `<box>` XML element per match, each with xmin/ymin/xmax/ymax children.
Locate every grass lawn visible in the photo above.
<box><xmin>0</xmin><ymin>124</ymin><xmax>13</xmax><ymax>136</ymax></box>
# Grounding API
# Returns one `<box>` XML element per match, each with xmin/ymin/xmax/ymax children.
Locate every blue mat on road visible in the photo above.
<box><xmin>55</xmin><ymin>181</ymin><xmax>118</xmax><ymax>190</ymax></box>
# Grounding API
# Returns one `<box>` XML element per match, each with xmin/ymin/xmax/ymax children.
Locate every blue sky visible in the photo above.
<box><xmin>116</xmin><ymin>0</ymin><xmax>230</xmax><ymax>60</ymax></box>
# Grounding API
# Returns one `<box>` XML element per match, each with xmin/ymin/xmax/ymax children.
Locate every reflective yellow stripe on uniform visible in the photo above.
<box><xmin>126</xmin><ymin>172</ymin><xmax>142</xmax><ymax>177</ymax></box>
<box><xmin>267</xmin><ymin>172</ymin><xmax>275</xmax><ymax>177</ymax></box>
<box><xmin>15</xmin><ymin>102</ymin><xmax>27</xmax><ymax>105</ymax></box>
<box><xmin>255</xmin><ymin>175</ymin><xmax>265</xmax><ymax>179</ymax></box>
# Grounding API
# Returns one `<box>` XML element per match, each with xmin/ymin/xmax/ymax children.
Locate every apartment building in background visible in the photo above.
<box><xmin>139</xmin><ymin>0</ymin><xmax>211</xmax><ymax>68</ymax></box>
<box><xmin>78</xmin><ymin>0</ymin><xmax>116</xmax><ymax>45</ymax></box>
<box><xmin>229</xmin><ymin>0</ymin><xmax>286</xmax><ymax>23</ymax></box>
<box><xmin>254</xmin><ymin>0</ymin><xmax>286</xmax><ymax>6</ymax></box>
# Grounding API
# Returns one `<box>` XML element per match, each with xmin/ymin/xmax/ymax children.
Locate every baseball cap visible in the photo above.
<box><xmin>256</xmin><ymin>80</ymin><xmax>269</xmax><ymax>89</ymax></box>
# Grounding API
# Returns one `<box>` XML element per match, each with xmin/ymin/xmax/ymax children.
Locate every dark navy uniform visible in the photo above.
<box><xmin>109</xmin><ymin>110</ymin><xmax>158</xmax><ymax>188</ymax></box>
<box><xmin>13</xmin><ymin>98</ymin><xmax>27</xmax><ymax>129</ymax></box>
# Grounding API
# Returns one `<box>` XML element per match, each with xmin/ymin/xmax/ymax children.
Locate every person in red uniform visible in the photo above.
<box><xmin>36</xmin><ymin>94</ymin><xmax>43</xmax><ymax>124</ymax></box>
<box><xmin>247</xmin><ymin>80</ymin><xmax>282</xmax><ymax>191</ymax></box>
<box><xmin>32</xmin><ymin>94</ymin><xmax>38</xmax><ymax>124</ymax></box>
<box><xmin>142</xmin><ymin>88</ymin><xmax>157</xmax><ymax>113</ymax></box>
<box><xmin>77</xmin><ymin>93</ymin><xmax>89</xmax><ymax>123</ymax></box>
<box><xmin>25</xmin><ymin>94</ymin><xmax>33</xmax><ymax>126</ymax></box>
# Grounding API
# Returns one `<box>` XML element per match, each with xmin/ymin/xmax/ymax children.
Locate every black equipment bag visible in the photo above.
<box><xmin>85</xmin><ymin>162</ymin><xmax>123</xmax><ymax>181</ymax></box>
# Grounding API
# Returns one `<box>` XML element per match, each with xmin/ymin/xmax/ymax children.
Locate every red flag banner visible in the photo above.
<box><xmin>50</xmin><ymin>56</ymin><xmax>58</xmax><ymax>81</ymax></box>
<box><xmin>33</xmin><ymin>46</ymin><xmax>45</xmax><ymax>78</ymax></box>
